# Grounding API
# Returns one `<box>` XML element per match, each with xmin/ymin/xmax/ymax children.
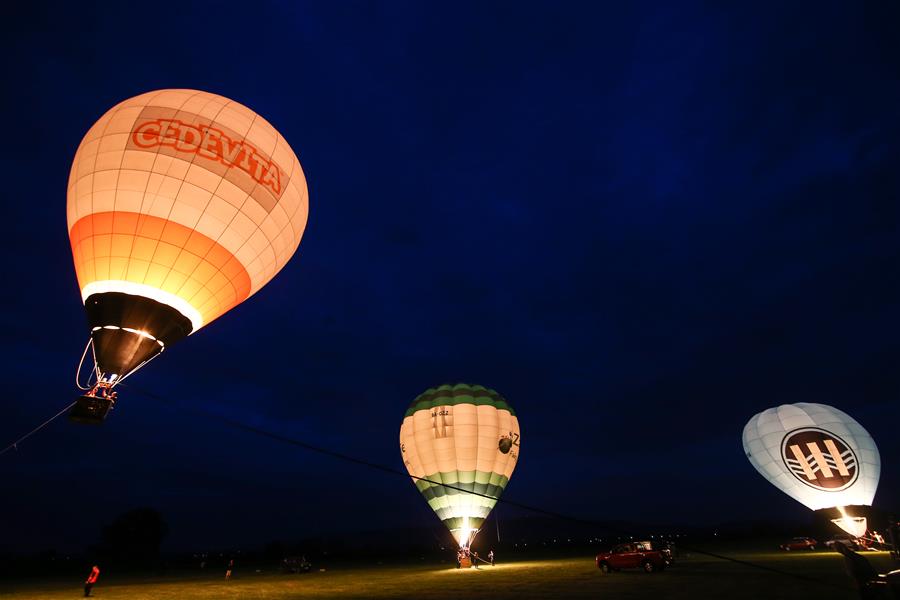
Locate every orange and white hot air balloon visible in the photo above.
<box><xmin>67</xmin><ymin>89</ymin><xmax>308</xmax><ymax>418</ymax></box>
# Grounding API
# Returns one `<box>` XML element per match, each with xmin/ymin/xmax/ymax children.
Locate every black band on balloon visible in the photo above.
<box><xmin>84</xmin><ymin>292</ymin><xmax>193</xmax><ymax>376</ymax></box>
<box><xmin>84</xmin><ymin>292</ymin><xmax>192</xmax><ymax>346</ymax></box>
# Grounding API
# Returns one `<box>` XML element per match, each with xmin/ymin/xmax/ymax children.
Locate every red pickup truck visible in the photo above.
<box><xmin>596</xmin><ymin>541</ymin><xmax>668</xmax><ymax>573</ymax></box>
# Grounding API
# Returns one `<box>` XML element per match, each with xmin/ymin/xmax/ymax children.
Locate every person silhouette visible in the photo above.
<box><xmin>84</xmin><ymin>565</ymin><xmax>100</xmax><ymax>597</ymax></box>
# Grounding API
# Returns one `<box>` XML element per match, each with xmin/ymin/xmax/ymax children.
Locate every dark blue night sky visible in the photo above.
<box><xmin>2</xmin><ymin>1</ymin><xmax>898</xmax><ymax>552</ymax></box>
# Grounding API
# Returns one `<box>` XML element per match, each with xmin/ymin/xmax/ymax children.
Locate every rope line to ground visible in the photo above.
<box><xmin>0</xmin><ymin>400</ymin><xmax>77</xmax><ymax>457</ymax></box>
<box><xmin>126</xmin><ymin>385</ymin><xmax>853</xmax><ymax>593</ymax></box>
<box><xmin>0</xmin><ymin>386</ymin><xmax>858</xmax><ymax>592</ymax></box>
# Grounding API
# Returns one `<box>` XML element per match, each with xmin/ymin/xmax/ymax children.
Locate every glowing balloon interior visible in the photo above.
<box><xmin>67</xmin><ymin>89</ymin><xmax>308</xmax><ymax>394</ymax></box>
<box><xmin>743</xmin><ymin>403</ymin><xmax>880</xmax><ymax>535</ymax></box>
<box><xmin>400</xmin><ymin>383</ymin><xmax>520</xmax><ymax>547</ymax></box>
<box><xmin>832</xmin><ymin>516</ymin><xmax>868</xmax><ymax>538</ymax></box>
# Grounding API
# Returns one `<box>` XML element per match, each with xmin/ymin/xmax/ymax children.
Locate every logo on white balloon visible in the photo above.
<box><xmin>781</xmin><ymin>428</ymin><xmax>858</xmax><ymax>492</ymax></box>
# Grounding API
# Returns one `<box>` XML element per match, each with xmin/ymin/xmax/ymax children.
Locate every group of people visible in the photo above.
<box><xmin>455</xmin><ymin>547</ymin><xmax>495</xmax><ymax>568</ymax></box>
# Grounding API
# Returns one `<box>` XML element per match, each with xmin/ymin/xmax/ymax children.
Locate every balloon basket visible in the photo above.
<box><xmin>69</xmin><ymin>394</ymin><xmax>114</xmax><ymax>424</ymax></box>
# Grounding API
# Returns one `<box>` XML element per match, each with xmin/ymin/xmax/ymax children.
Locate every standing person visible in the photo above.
<box><xmin>83</xmin><ymin>565</ymin><xmax>99</xmax><ymax>597</ymax></box>
<box><xmin>473</xmin><ymin>551</ymin><xmax>480</xmax><ymax>569</ymax></box>
<box><xmin>225</xmin><ymin>558</ymin><xmax>234</xmax><ymax>580</ymax></box>
<box><xmin>488</xmin><ymin>550</ymin><xmax>495</xmax><ymax>566</ymax></box>
<box><xmin>455</xmin><ymin>549</ymin><xmax>461</xmax><ymax>569</ymax></box>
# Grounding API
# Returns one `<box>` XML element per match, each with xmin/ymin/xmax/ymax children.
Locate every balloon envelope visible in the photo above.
<box><xmin>67</xmin><ymin>89</ymin><xmax>308</xmax><ymax>378</ymax></box>
<box><xmin>399</xmin><ymin>383</ymin><xmax>521</xmax><ymax>547</ymax></box>
<box><xmin>742</xmin><ymin>403</ymin><xmax>880</xmax><ymax>512</ymax></box>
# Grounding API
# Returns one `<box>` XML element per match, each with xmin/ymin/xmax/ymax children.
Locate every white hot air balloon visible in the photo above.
<box><xmin>743</xmin><ymin>403</ymin><xmax>880</xmax><ymax>537</ymax></box>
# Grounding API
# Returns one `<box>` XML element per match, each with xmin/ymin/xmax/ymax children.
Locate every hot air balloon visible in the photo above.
<box><xmin>743</xmin><ymin>403</ymin><xmax>880</xmax><ymax>537</ymax></box>
<box><xmin>67</xmin><ymin>89</ymin><xmax>308</xmax><ymax>421</ymax></box>
<box><xmin>399</xmin><ymin>383</ymin><xmax>521</xmax><ymax>549</ymax></box>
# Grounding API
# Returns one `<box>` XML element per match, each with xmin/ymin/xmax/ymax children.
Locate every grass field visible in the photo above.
<box><xmin>3</xmin><ymin>550</ymin><xmax>894</xmax><ymax>599</ymax></box>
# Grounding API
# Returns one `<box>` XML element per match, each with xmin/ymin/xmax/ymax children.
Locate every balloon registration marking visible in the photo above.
<box><xmin>432</xmin><ymin>408</ymin><xmax>452</xmax><ymax>439</ymax></box>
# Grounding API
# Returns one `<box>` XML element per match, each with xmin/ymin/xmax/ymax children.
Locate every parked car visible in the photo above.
<box><xmin>779</xmin><ymin>537</ymin><xmax>817</xmax><ymax>551</ymax></box>
<box><xmin>596</xmin><ymin>542</ymin><xmax>668</xmax><ymax>573</ymax></box>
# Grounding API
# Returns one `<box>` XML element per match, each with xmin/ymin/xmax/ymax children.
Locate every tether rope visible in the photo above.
<box><xmin>124</xmin><ymin>384</ymin><xmax>856</xmax><ymax>592</ymax></box>
<box><xmin>0</xmin><ymin>400</ymin><xmax>77</xmax><ymax>457</ymax></box>
<box><xmin>0</xmin><ymin>384</ymin><xmax>862</xmax><ymax>592</ymax></box>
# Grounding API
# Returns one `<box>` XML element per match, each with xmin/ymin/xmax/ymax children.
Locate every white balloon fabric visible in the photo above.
<box><xmin>742</xmin><ymin>403</ymin><xmax>880</xmax><ymax>511</ymax></box>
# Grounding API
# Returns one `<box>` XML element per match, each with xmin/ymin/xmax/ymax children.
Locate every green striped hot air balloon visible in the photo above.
<box><xmin>399</xmin><ymin>383</ymin><xmax>521</xmax><ymax>548</ymax></box>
